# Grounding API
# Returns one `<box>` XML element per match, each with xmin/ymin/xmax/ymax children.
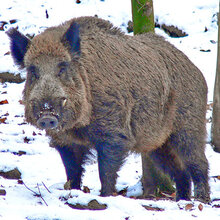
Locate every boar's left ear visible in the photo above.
<box><xmin>6</xmin><ymin>28</ymin><xmax>30</xmax><ymax>69</ymax></box>
<box><xmin>62</xmin><ymin>22</ymin><xmax>81</xmax><ymax>56</ymax></box>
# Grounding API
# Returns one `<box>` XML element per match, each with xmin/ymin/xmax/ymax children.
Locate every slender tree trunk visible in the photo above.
<box><xmin>131</xmin><ymin>0</ymin><xmax>175</xmax><ymax>197</ymax></box>
<box><xmin>212</xmin><ymin>7</ymin><xmax>220</xmax><ymax>153</ymax></box>
<box><xmin>131</xmin><ymin>0</ymin><xmax>154</xmax><ymax>34</ymax></box>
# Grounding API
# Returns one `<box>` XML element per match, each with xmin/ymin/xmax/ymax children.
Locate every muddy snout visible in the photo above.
<box><xmin>37</xmin><ymin>114</ymin><xmax>58</xmax><ymax>129</ymax></box>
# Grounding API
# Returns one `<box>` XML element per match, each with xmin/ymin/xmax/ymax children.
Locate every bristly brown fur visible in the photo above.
<box><xmin>7</xmin><ymin>16</ymin><xmax>210</xmax><ymax>203</ymax></box>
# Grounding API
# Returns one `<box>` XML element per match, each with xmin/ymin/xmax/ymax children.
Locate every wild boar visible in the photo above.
<box><xmin>7</xmin><ymin>16</ymin><xmax>210</xmax><ymax>203</ymax></box>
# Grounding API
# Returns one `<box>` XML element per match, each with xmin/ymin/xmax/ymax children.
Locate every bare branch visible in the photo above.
<box><xmin>42</xmin><ymin>181</ymin><xmax>51</xmax><ymax>193</ymax></box>
<box><xmin>37</xmin><ymin>183</ymin><xmax>48</xmax><ymax>206</ymax></box>
<box><xmin>23</xmin><ymin>182</ymin><xmax>48</xmax><ymax>206</ymax></box>
<box><xmin>23</xmin><ymin>182</ymin><xmax>40</xmax><ymax>197</ymax></box>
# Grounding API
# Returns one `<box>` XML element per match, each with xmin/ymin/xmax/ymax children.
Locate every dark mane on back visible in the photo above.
<box><xmin>69</xmin><ymin>16</ymin><xmax>125</xmax><ymax>36</ymax></box>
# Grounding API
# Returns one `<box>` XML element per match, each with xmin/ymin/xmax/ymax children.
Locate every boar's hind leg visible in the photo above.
<box><xmin>164</xmin><ymin>130</ymin><xmax>210</xmax><ymax>203</ymax></box>
<box><xmin>149</xmin><ymin>144</ymin><xmax>191</xmax><ymax>201</ymax></box>
<box><xmin>187</xmin><ymin>155</ymin><xmax>210</xmax><ymax>203</ymax></box>
<box><xmin>95</xmin><ymin>140</ymin><xmax>127</xmax><ymax>196</ymax></box>
<box><xmin>55</xmin><ymin>145</ymin><xmax>90</xmax><ymax>190</ymax></box>
<box><xmin>176</xmin><ymin>132</ymin><xmax>210</xmax><ymax>203</ymax></box>
<box><xmin>141</xmin><ymin>154</ymin><xmax>175</xmax><ymax>198</ymax></box>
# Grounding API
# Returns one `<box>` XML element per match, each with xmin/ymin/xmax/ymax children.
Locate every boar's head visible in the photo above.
<box><xmin>7</xmin><ymin>22</ymin><xmax>91</xmax><ymax>131</ymax></box>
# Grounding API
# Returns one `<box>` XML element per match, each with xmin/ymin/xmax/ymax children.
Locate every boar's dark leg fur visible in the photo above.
<box><xmin>149</xmin><ymin>128</ymin><xmax>210</xmax><ymax>202</ymax></box>
<box><xmin>88</xmin><ymin>125</ymin><xmax>128</xmax><ymax>196</ymax></box>
<box><xmin>188</xmin><ymin>160</ymin><xmax>210</xmax><ymax>203</ymax></box>
<box><xmin>55</xmin><ymin>144</ymin><xmax>90</xmax><ymax>189</ymax></box>
<box><xmin>96</xmin><ymin>140</ymin><xmax>127</xmax><ymax>196</ymax></box>
<box><xmin>149</xmin><ymin>143</ymin><xmax>191</xmax><ymax>201</ymax></box>
<box><xmin>169</xmin><ymin>129</ymin><xmax>210</xmax><ymax>203</ymax></box>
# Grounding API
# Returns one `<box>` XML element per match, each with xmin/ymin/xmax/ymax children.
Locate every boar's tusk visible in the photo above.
<box><xmin>62</xmin><ymin>98</ymin><xmax>67</xmax><ymax>107</ymax></box>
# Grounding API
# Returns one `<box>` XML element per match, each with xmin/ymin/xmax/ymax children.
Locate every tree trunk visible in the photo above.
<box><xmin>212</xmin><ymin>8</ymin><xmax>220</xmax><ymax>153</ymax></box>
<box><xmin>131</xmin><ymin>0</ymin><xmax>175</xmax><ymax>197</ymax></box>
<box><xmin>131</xmin><ymin>0</ymin><xmax>155</xmax><ymax>34</ymax></box>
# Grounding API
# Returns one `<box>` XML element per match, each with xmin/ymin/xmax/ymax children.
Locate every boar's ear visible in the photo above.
<box><xmin>62</xmin><ymin>22</ymin><xmax>81</xmax><ymax>56</ymax></box>
<box><xmin>6</xmin><ymin>28</ymin><xmax>30</xmax><ymax>69</ymax></box>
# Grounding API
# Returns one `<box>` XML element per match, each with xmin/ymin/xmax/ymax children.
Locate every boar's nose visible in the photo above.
<box><xmin>37</xmin><ymin>115</ymin><xmax>58</xmax><ymax>129</ymax></box>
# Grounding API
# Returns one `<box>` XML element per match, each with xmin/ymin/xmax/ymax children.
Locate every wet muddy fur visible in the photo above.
<box><xmin>7</xmin><ymin>16</ymin><xmax>210</xmax><ymax>203</ymax></box>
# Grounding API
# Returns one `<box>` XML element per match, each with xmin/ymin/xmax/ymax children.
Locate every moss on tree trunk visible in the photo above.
<box><xmin>131</xmin><ymin>0</ymin><xmax>155</xmax><ymax>34</ymax></box>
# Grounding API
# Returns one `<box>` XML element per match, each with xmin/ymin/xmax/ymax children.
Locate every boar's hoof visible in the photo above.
<box><xmin>37</xmin><ymin>115</ymin><xmax>58</xmax><ymax>129</ymax></box>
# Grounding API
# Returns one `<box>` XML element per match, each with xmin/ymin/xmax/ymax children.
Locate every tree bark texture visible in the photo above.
<box><xmin>212</xmin><ymin>8</ymin><xmax>220</xmax><ymax>153</ymax></box>
<box><xmin>131</xmin><ymin>0</ymin><xmax>155</xmax><ymax>34</ymax></box>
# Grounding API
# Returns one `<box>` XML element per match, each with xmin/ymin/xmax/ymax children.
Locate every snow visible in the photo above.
<box><xmin>0</xmin><ymin>0</ymin><xmax>220</xmax><ymax>219</ymax></box>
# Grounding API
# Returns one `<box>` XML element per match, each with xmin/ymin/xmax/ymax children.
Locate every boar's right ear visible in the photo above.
<box><xmin>6</xmin><ymin>28</ymin><xmax>30</xmax><ymax>69</ymax></box>
<box><xmin>62</xmin><ymin>22</ymin><xmax>81</xmax><ymax>57</ymax></box>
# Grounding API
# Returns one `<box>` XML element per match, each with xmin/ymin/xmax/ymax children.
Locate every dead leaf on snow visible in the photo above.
<box><xmin>118</xmin><ymin>187</ymin><xmax>128</xmax><ymax>196</ymax></box>
<box><xmin>185</xmin><ymin>203</ymin><xmax>194</xmax><ymax>211</ymax></box>
<box><xmin>198</xmin><ymin>203</ymin><xmax>203</xmax><ymax>211</ymax></box>
<box><xmin>142</xmin><ymin>205</ymin><xmax>165</xmax><ymax>211</ymax></box>
<box><xmin>24</xmin><ymin>137</ymin><xmax>31</xmax><ymax>143</ymax></box>
<box><xmin>66</xmin><ymin>199</ymin><xmax>107</xmax><ymax>210</ymax></box>
<box><xmin>18</xmin><ymin>100</ymin><xmax>23</xmax><ymax>104</ymax></box>
<box><xmin>0</xmin><ymin>99</ymin><xmax>9</xmax><ymax>105</ymax></box>
<box><xmin>0</xmin><ymin>189</ymin><xmax>6</xmax><ymax>196</ymax></box>
<box><xmin>160</xmin><ymin>192</ymin><xmax>176</xmax><ymax>199</ymax></box>
<box><xmin>83</xmin><ymin>186</ymin><xmax>90</xmax><ymax>194</ymax></box>
<box><xmin>17</xmin><ymin>180</ymin><xmax>24</xmax><ymax>184</ymax></box>
<box><xmin>0</xmin><ymin>117</ymin><xmax>7</xmax><ymax>124</ymax></box>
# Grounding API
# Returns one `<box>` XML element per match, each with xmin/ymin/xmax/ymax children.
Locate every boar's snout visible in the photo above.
<box><xmin>31</xmin><ymin>97</ymin><xmax>67</xmax><ymax>130</ymax></box>
<box><xmin>37</xmin><ymin>114</ymin><xmax>58</xmax><ymax>129</ymax></box>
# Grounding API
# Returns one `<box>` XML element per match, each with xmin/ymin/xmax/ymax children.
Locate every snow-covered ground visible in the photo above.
<box><xmin>0</xmin><ymin>0</ymin><xmax>220</xmax><ymax>219</ymax></box>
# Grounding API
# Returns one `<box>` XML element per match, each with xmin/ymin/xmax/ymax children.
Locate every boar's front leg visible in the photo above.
<box><xmin>95</xmin><ymin>137</ymin><xmax>128</xmax><ymax>196</ymax></box>
<box><xmin>55</xmin><ymin>144</ymin><xmax>90</xmax><ymax>190</ymax></box>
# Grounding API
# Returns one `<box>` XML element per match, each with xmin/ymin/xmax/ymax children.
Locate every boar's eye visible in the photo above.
<box><xmin>58</xmin><ymin>62</ymin><xmax>69</xmax><ymax>77</ymax></box>
<box><xmin>27</xmin><ymin>65</ymin><xmax>39</xmax><ymax>83</ymax></box>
